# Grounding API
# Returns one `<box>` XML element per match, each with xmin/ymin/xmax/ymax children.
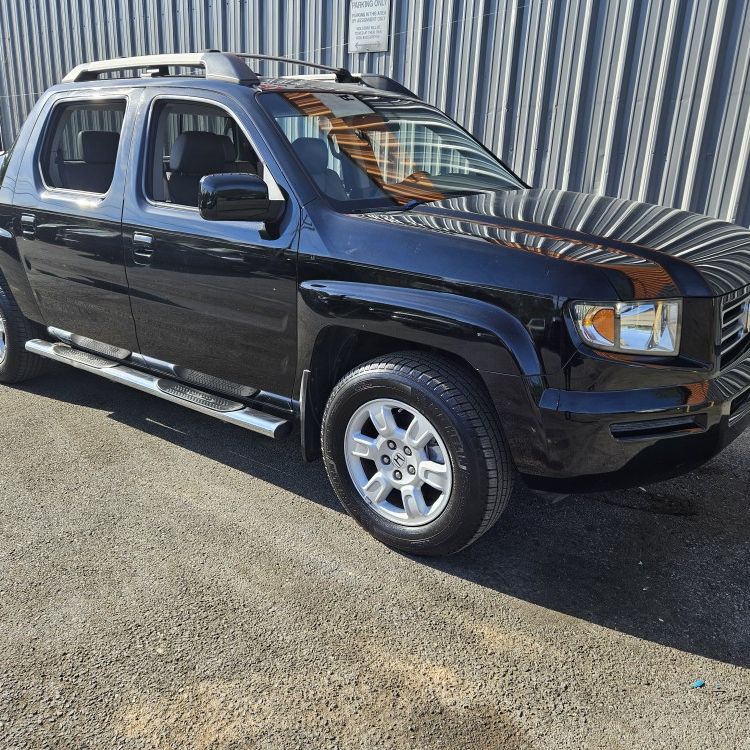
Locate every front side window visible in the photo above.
<box><xmin>260</xmin><ymin>91</ymin><xmax>523</xmax><ymax>210</ymax></box>
<box><xmin>146</xmin><ymin>100</ymin><xmax>263</xmax><ymax>208</ymax></box>
<box><xmin>40</xmin><ymin>100</ymin><xmax>126</xmax><ymax>194</ymax></box>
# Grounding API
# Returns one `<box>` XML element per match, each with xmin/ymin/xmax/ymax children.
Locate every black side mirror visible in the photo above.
<box><xmin>199</xmin><ymin>173</ymin><xmax>279</xmax><ymax>222</ymax></box>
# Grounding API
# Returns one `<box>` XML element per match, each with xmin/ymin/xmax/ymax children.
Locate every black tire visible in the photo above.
<box><xmin>321</xmin><ymin>352</ymin><xmax>515</xmax><ymax>556</ymax></box>
<box><xmin>0</xmin><ymin>276</ymin><xmax>47</xmax><ymax>384</ymax></box>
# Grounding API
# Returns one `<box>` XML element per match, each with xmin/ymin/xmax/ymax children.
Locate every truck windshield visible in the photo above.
<box><xmin>259</xmin><ymin>91</ymin><xmax>523</xmax><ymax>210</ymax></box>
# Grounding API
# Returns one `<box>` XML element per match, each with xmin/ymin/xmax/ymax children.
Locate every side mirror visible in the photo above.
<box><xmin>199</xmin><ymin>173</ymin><xmax>279</xmax><ymax>222</ymax></box>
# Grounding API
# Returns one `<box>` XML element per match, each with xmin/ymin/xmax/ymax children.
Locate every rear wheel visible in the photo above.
<box><xmin>0</xmin><ymin>277</ymin><xmax>47</xmax><ymax>384</ymax></box>
<box><xmin>321</xmin><ymin>352</ymin><xmax>515</xmax><ymax>555</ymax></box>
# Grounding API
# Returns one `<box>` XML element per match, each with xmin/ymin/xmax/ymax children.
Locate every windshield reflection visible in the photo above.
<box><xmin>261</xmin><ymin>91</ymin><xmax>523</xmax><ymax>208</ymax></box>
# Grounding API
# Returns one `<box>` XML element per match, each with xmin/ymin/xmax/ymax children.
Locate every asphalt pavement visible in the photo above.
<box><xmin>1</xmin><ymin>368</ymin><xmax>748</xmax><ymax>749</ymax></box>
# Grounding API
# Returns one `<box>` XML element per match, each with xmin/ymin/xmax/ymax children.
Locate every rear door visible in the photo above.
<box><xmin>11</xmin><ymin>90</ymin><xmax>140</xmax><ymax>351</ymax></box>
<box><xmin>121</xmin><ymin>87</ymin><xmax>299</xmax><ymax>397</ymax></box>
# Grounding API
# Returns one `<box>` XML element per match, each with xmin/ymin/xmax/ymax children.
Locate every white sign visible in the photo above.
<box><xmin>348</xmin><ymin>0</ymin><xmax>391</xmax><ymax>53</ymax></box>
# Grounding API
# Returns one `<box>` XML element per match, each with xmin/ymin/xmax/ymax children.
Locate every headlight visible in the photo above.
<box><xmin>572</xmin><ymin>299</ymin><xmax>681</xmax><ymax>355</ymax></box>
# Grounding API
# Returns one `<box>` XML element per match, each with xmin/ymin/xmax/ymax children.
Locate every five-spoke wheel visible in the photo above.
<box><xmin>344</xmin><ymin>398</ymin><xmax>453</xmax><ymax>526</ymax></box>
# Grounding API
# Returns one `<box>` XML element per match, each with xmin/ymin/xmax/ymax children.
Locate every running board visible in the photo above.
<box><xmin>25</xmin><ymin>339</ymin><xmax>291</xmax><ymax>439</ymax></box>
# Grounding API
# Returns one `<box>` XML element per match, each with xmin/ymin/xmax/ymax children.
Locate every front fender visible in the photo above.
<box><xmin>298</xmin><ymin>280</ymin><xmax>543</xmax><ymax>379</ymax></box>
<box><xmin>296</xmin><ymin>280</ymin><xmax>549</xmax><ymax>465</ymax></box>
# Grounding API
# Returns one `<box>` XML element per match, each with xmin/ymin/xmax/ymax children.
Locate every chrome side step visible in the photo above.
<box><xmin>50</xmin><ymin>342</ymin><xmax>119</xmax><ymax>369</ymax></box>
<box><xmin>155</xmin><ymin>378</ymin><xmax>244</xmax><ymax>412</ymax></box>
<box><xmin>25</xmin><ymin>339</ymin><xmax>291</xmax><ymax>439</ymax></box>
<box><xmin>48</xmin><ymin>327</ymin><xmax>131</xmax><ymax>360</ymax></box>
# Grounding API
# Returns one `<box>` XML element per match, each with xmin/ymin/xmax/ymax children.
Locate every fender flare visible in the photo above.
<box><xmin>298</xmin><ymin>279</ymin><xmax>542</xmax><ymax>378</ymax></box>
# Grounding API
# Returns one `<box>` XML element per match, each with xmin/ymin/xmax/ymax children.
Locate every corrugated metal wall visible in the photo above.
<box><xmin>1</xmin><ymin>0</ymin><xmax>749</xmax><ymax>225</ymax></box>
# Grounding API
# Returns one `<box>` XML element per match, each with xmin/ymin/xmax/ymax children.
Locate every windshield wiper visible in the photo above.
<box><xmin>399</xmin><ymin>189</ymin><xmax>491</xmax><ymax>211</ymax></box>
<box><xmin>400</xmin><ymin>198</ymin><xmax>433</xmax><ymax>212</ymax></box>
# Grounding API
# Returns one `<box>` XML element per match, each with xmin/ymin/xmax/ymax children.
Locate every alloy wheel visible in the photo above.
<box><xmin>343</xmin><ymin>398</ymin><xmax>453</xmax><ymax>527</ymax></box>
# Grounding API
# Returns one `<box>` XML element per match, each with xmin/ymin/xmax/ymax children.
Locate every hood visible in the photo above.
<box><xmin>360</xmin><ymin>188</ymin><xmax>750</xmax><ymax>297</ymax></box>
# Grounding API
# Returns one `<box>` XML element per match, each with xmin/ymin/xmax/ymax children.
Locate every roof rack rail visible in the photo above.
<box><xmin>62</xmin><ymin>51</ymin><xmax>259</xmax><ymax>85</ymax></box>
<box><xmin>227</xmin><ymin>52</ymin><xmax>420</xmax><ymax>98</ymax></box>
<box><xmin>227</xmin><ymin>52</ymin><xmax>356</xmax><ymax>83</ymax></box>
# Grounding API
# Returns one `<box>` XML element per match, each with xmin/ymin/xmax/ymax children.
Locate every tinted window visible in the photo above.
<box><xmin>40</xmin><ymin>100</ymin><xmax>125</xmax><ymax>194</ymax></box>
<box><xmin>146</xmin><ymin>100</ymin><xmax>261</xmax><ymax>208</ymax></box>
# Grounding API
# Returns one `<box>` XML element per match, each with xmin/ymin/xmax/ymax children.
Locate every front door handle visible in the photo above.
<box><xmin>132</xmin><ymin>232</ymin><xmax>154</xmax><ymax>265</ymax></box>
<box><xmin>20</xmin><ymin>214</ymin><xmax>36</xmax><ymax>239</ymax></box>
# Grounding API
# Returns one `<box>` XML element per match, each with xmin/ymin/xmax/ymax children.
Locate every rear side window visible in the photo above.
<box><xmin>40</xmin><ymin>100</ymin><xmax>126</xmax><ymax>194</ymax></box>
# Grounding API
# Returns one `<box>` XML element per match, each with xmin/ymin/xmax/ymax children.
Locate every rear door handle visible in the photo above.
<box><xmin>132</xmin><ymin>232</ymin><xmax>154</xmax><ymax>265</ymax></box>
<box><xmin>20</xmin><ymin>214</ymin><xmax>36</xmax><ymax>239</ymax></box>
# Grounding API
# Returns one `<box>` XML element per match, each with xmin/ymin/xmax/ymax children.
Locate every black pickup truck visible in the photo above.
<box><xmin>1</xmin><ymin>52</ymin><xmax>748</xmax><ymax>555</ymax></box>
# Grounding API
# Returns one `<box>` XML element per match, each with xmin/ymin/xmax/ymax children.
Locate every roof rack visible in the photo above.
<box><xmin>62</xmin><ymin>51</ymin><xmax>259</xmax><ymax>85</ymax></box>
<box><xmin>227</xmin><ymin>52</ymin><xmax>356</xmax><ymax>83</ymax></box>
<box><xmin>228</xmin><ymin>53</ymin><xmax>419</xmax><ymax>97</ymax></box>
<box><xmin>62</xmin><ymin>50</ymin><xmax>420</xmax><ymax>99</ymax></box>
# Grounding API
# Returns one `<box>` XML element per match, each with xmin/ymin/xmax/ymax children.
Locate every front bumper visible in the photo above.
<box><xmin>483</xmin><ymin>350</ymin><xmax>750</xmax><ymax>492</ymax></box>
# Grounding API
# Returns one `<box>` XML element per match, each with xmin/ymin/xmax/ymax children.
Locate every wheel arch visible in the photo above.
<box><xmin>297</xmin><ymin>280</ymin><xmax>542</xmax><ymax>461</ymax></box>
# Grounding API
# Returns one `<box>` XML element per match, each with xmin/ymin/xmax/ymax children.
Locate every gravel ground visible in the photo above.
<box><xmin>0</xmin><ymin>368</ymin><xmax>748</xmax><ymax>749</ymax></box>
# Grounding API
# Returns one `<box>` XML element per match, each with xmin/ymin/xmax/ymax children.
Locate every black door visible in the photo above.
<box><xmin>12</xmin><ymin>92</ymin><xmax>140</xmax><ymax>352</ymax></box>
<box><xmin>122</xmin><ymin>90</ymin><xmax>298</xmax><ymax>397</ymax></box>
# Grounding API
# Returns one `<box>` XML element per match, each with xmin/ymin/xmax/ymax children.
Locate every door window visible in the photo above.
<box><xmin>146</xmin><ymin>100</ymin><xmax>264</xmax><ymax>208</ymax></box>
<box><xmin>40</xmin><ymin>100</ymin><xmax>126</xmax><ymax>194</ymax></box>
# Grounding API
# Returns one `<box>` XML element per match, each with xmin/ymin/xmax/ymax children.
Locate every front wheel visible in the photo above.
<box><xmin>321</xmin><ymin>353</ymin><xmax>515</xmax><ymax>556</ymax></box>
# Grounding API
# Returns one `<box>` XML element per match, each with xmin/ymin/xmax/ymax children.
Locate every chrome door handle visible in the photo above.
<box><xmin>133</xmin><ymin>232</ymin><xmax>153</xmax><ymax>246</ymax></box>
<box><xmin>132</xmin><ymin>232</ymin><xmax>154</xmax><ymax>264</ymax></box>
<box><xmin>20</xmin><ymin>213</ymin><xmax>36</xmax><ymax>238</ymax></box>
